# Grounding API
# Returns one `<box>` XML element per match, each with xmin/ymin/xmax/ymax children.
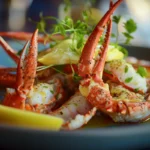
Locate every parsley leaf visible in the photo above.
<box><xmin>123</xmin><ymin>19</ymin><xmax>137</xmax><ymax>44</ymax></box>
<box><xmin>111</xmin><ymin>33</ymin><xmax>116</xmax><ymax>38</ymax></box>
<box><xmin>104</xmin><ymin>69</ymin><xmax>112</xmax><ymax>74</ymax></box>
<box><xmin>43</xmin><ymin>86</ymin><xmax>48</xmax><ymax>88</ymax></box>
<box><xmin>112</xmin><ymin>16</ymin><xmax>137</xmax><ymax>44</ymax></box>
<box><xmin>82</xmin><ymin>10</ymin><xmax>89</xmax><ymax>22</ymax></box>
<box><xmin>112</xmin><ymin>15</ymin><xmax>121</xmax><ymax>43</ymax></box>
<box><xmin>50</xmin><ymin>90</ymin><xmax>54</xmax><ymax>94</ymax></box>
<box><xmin>125</xmin><ymin>65</ymin><xmax>128</xmax><ymax>73</ymax></box>
<box><xmin>134</xmin><ymin>88</ymin><xmax>139</xmax><ymax>92</ymax></box>
<box><xmin>122</xmin><ymin>32</ymin><xmax>133</xmax><ymax>44</ymax></box>
<box><xmin>113</xmin><ymin>15</ymin><xmax>121</xmax><ymax>24</ymax></box>
<box><xmin>124</xmin><ymin>19</ymin><xmax>137</xmax><ymax>34</ymax></box>
<box><xmin>137</xmin><ymin>66</ymin><xmax>147</xmax><ymax>77</ymax></box>
<box><xmin>64</xmin><ymin>0</ymin><xmax>71</xmax><ymax>12</ymax></box>
<box><xmin>125</xmin><ymin>77</ymin><xmax>133</xmax><ymax>83</ymax></box>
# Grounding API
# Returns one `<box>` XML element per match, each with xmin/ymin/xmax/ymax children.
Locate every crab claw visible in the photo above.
<box><xmin>78</xmin><ymin>0</ymin><xmax>121</xmax><ymax>119</ymax></box>
<box><xmin>78</xmin><ymin>0</ymin><xmax>123</xmax><ymax>77</ymax></box>
<box><xmin>0</xmin><ymin>73</ymin><xmax>16</xmax><ymax>88</ymax></box>
<box><xmin>3</xmin><ymin>29</ymin><xmax>38</xmax><ymax>109</ymax></box>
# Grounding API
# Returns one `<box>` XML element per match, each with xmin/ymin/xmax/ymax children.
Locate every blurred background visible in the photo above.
<box><xmin>0</xmin><ymin>0</ymin><xmax>150</xmax><ymax>47</ymax></box>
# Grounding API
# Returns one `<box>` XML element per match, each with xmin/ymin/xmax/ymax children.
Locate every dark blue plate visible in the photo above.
<box><xmin>0</xmin><ymin>43</ymin><xmax>150</xmax><ymax>150</ymax></box>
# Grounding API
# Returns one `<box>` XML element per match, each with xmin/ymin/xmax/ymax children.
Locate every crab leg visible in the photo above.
<box><xmin>79</xmin><ymin>1</ymin><xmax>150</xmax><ymax>123</ymax></box>
<box><xmin>0</xmin><ymin>73</ymin><xmax>16</xmax><ymax>88</ymax></box>
<box><xmin>0</xmin><ymin>37</ymin><xmax>19</xmax><ymax>64</ymax></box>
<box><xmin>0</xmin><ymin>67</ymin><xmax>16</xmax><ymax>87</ymax></box>
<box><xmin>3</xmin><ymin>29</ymin><xmax>38</xmax><ymax>109</ymax></box>
<box><xmin>80</xmin><ymin>17</ymin><xmax>113</xmax><ymax>107</ymax></box>
<box><xmin>78</xmin><ymin>0</ymin><xmax>121</xmax><ymax>116</ymax></box>
<box><xmin>78</xmin><ymin>0</ymin><xmax>123</xmax><ymax>77</ymax></box>
<box><xmin>0</xmin><ymin>32</ymin><xmax>64</xmax><ymax>44</ymax></box>
<box><xmin>0</xmin><ymin>67</ymin><xmax>16</xmax><ymax>73</ymax></box>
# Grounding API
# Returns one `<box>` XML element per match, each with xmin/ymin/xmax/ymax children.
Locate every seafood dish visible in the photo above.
<box><xmin>0</xmin><ymin>0</ymin><xmax>150</xmax><ymax>130</ymax></box>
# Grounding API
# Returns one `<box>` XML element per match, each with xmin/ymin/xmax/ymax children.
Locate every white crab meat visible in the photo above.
<box><xmin>107</xmin><ymin>82</ymin><xmax>150</xmax><ymax>122</ymax></box>
<box><xmin>27</xmin><ymin>83</ymin><xmax>54</xmax><ymax>105</ymax></box>
<box><xmin>105</xmin><ymin>59</ymin><xmax>147</xmax><ymax>93</ymax></box>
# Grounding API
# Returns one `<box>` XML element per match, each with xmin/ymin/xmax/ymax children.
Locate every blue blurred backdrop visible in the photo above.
<box><xmin>0</xmin><ymin>0</ymin><xmax>150</xmax><ymax>47</ymax></box>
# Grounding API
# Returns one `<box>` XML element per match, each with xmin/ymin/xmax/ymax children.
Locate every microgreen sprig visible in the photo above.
<box><xmin>70</xmin><ymin>64</ymin><xmax>82</xmax><ymax>82</ymax></box>
<box><xmin>36</xmin><ymin>64</ymin><xmax>54</xmax><ymax>72</ymax></box>
<box><xmin>112</xmin><ymin>15</ymin><xmax>137</xmax><ymax>44</ymax></box>
<box><xmin>123</xmin><ymin>19</ymin><xmax>137</xmax><ymax>44</ymax></box>
<box><xmin>34</xmin><ymin>11</ymin><xmax>94</xmax><ymax>54</ymax></box>
<box><xmin>63</xmin><ymin>0</ymin><xmax>71</xmax><ymax>12</ymax></box>
<box><xmin>112</xmin><ymin>15</ymin><xmax>121</xmax><ymax>43</ymax></box>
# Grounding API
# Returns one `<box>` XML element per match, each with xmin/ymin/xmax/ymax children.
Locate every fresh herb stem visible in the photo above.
<box><xmin>70</xmin><ymin>64</ymin><xmax>81</xmax><ymax>82</ymax></box>
<box><xmin>51</xmin><ymin>67</ymin><xmax>67</xmax><ymax>75</ymax></box>
<box><xmin>112</xmin><ymin>15</ymin><xmax>137</xmax><ymax>45</ymax></box>
<box><xmin>36</xmin><ymin>65</ymin><xmax>53</xmax><ymax>72</ymax></box>
<box><xmin>116</xmin><ymin>24</ymin><xmax>119</xmax><ymax>43</ymax></box>
<box><xmin>112</xmin><ymin>15</ymin><xmax>121</xmax><ymax>44</ymax></box>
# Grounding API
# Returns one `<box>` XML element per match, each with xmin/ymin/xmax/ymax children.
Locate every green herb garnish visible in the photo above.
<box><xmin>125</xmin><ymin>77</ymin><xmax>133</xmax><ymax>83</ymax></box>
<box><xmin>104</xmin><ymin>69</ymin><xmax>112</xmax><ymax>74</ymax></box>
<box><xmin>137</xmin><ymin>66</ymin><xmax>147</xmax><ymax>77</ymax></box>
<box><xmin>43</xmin><ymin>86</ymin><xmax>48</xmax><ymax>88</ymax></box>
<box><xmin>50</xmin><ymin>90</ymin><xmax>54</xmax><ymax>94</ymax></box>
<box><xmin>73</xmin><ymin>73</ymin><xmax>82</xmax><ymax>82</ymax></box>
<box><xmin>124</xmin><ymin>65</ymin><xmax>128</xmax><ymax>73</ymax></box>
<box><xmin>112</xmin><ymin>15</ymin><xmax>121</xmax><ymax>43</ymax></box>
<box><xmin>113</xmin><ymin>15</ymin><xmax>121</xmax><ymax>24</ymax></box>
<box><xmin>111</xmin><ymin>33</ymin><xmax>116</xmax><ymax>38</ymax></box>
<box><xmin>34</xmin><ymin>12</ymin><xmax>93</xmax><ymax>53</ymax></box>
<box><xmin>123</xmin><ymin>19</ymin><xmax>137</xmax><ymax>44</ymax></box>
<box><xmin>134</xmin><ymin>88</ymin><xmax>139</xmax><ymax>92</ymax></box>
<box><xmin>64</xmin><ymin>0</ymin><xmax>71</xmax><ymax>12</ymax></box>
<box><xmin>70</xmin><ymin>64</ymin><xmax>82</xmax><ymax>82</ymax></box>
<box><xmin>52</xmin><ymin>66</ymin><xmax>67</xmax><ymax>76</ymax></box>
<box><xmin>112</xmin><ymin>16</ymin><xmax>137</xmax><ymax>44</ymax></box>
<box><xmin>124</xmin><ymin>19</ymin><xmax>137</xmax><ymax>34</ymax></box>
<box><xmin>36</xmin><ymin>64</ymin><xmax>53</xmax><ymax>72</ymax></box>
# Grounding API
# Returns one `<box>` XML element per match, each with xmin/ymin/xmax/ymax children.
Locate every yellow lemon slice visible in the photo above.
<box><xmin>38</xmin><ymin>39</ymin><xmax>124</xmax><ymax>66</ymax></box>
<box><xmin>87</xmin><ymin>8</ymin><xmax>102</xmax><ymax>25</ymax></box>
<box><xmin>106</xmin><ymin>46</ymin><xmax>124</xmax><ymax>61</ymax></box>
<box><xmin>0</xmin><ymin>105</ymin><xmax>63</xmax><ymax>130</ymax></box>
<box><xmin>38</xmin><ymin>39</ymin><xmax>80</xmax><ymax>66</ymax></box>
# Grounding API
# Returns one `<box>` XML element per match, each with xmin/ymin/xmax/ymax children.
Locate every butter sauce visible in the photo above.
<box><xmin>83</xmin><ymin>113</ymin><xmax>150</xmax><ymax>129</ymax></box>
<box><xmin>84</xmin><ymin>114</ymin><xmax>117</xmax><ymax>128</ymax></box>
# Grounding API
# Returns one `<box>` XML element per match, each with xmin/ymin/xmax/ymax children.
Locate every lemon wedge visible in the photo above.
<box><xmin>0</xmin><ymin>105</ymin><xmax>63</xmax><ymax>130</ymax></box>
<box><xmin>87</xmin><ymin>8</ymin><xmax>102</xmax><ymax>25</ymax></box>
<box><xmin>38</xmin><ymin>39</ymin><xmax>79</xmax><ymax>66</ymax></box>
<box><xmin>38</xmin><ymin>39</ymin><xmax>125</xmax><ymax>66</ymax></box>
<box><xmin>94</xmin><ymin>45</ymin><xmax>124</xmax><ymax>62</ymax></box>
<box><xmin>106</xmin><ymin>45</ymin><xmax>124</xmax><ymax>61</ymax></box>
